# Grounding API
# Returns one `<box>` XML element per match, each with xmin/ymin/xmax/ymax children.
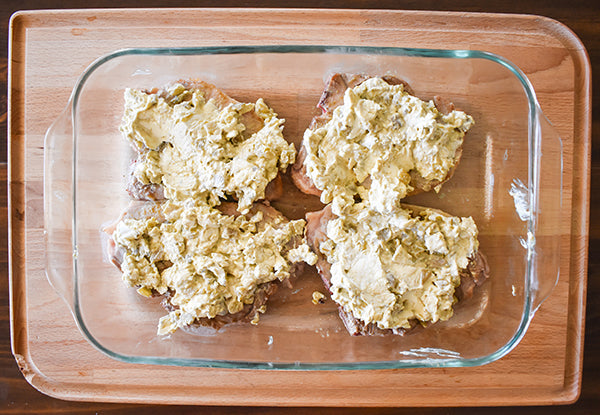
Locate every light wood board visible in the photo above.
<box><xmin>8</xmin><ymin>8</ymin><xmax>590</xmax><ymax>406</ymax></box>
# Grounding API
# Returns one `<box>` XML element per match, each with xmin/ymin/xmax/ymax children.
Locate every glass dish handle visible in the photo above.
<box><xmin>44</xmin><ymin>104</ymin><xmax>75</xmax><ymax>312</ymax></box>
<box><xmin>530</xmin><ymin>107</ymin><xmax>563</xmax><ymax>315</ymax></box>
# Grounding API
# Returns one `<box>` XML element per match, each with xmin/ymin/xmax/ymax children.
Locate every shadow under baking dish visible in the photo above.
<box><xmin>44</xmin><ymin>45</ymin><xmax>562</xmax><ymax>369</ymax></box>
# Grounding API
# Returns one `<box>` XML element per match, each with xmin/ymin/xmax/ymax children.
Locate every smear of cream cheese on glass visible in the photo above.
<box><xmin>120</xmin><ymin>84</ymin><xmax>296</xmax><ymax>213</ymax></box>
<box><xmin>302</xmin><ymin>77</ymin><xmax>474</xmax><ymax>215</ymax></box>
<box><xmin>317</xmin><ymin>203</ymin><xmax>478</xmax><ymax>330</ymax></box>
<box><xmin>112</xmin><ymin>200</ymin><xmax>317</xmax><ymax>335</ymax></box>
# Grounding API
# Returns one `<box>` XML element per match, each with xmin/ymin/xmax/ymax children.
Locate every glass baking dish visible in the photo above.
<box><xmin>44</xmin><ymin>45</ymin><xmax>563</xmax><ymax>369</ymax></box>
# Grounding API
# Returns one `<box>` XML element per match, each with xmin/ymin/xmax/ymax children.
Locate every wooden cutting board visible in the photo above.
<box><xmin>8</xmin><ymin>8</ymin><xmax>590</xmax><ymax>406</ymax></box>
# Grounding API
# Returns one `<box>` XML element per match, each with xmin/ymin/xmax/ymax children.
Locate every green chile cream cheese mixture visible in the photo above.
<box><xmin>105</xmin><ymin>76</ymin><xmax>487</xmax><ymax>336</ymax></box>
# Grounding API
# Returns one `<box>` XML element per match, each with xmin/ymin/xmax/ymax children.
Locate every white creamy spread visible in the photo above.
<box><xmin>318</xmin><ymin>203</ymin><xmax>478</xmax><ymax>329</ymax></box>
<box><xmin>113</xmin><ymin>201</ymin><xmax>316</xmax><ymax>335</ymax></box>
<box><xmin>120</xmin><ymin>84</ymin><xmax>296</xmax><ymax>213</ymax></box>
<box><xmin>302</xmin><ymin>77</ymin><xmax>474</xmax><ymax>214</ymax></box>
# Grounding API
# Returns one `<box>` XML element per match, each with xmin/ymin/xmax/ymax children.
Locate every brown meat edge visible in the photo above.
<box><xmin>105</xmin><ymin>201</ymin><xmax>304</xmax><ymax>331</ymax></box>
<box><xmin>291</xmin><ymin>72</ymin><xmax>464</xmax><ymax>199</ymax></box>
<box><xmin>305</xmin><ymin>204</ymin><xmax>489</xmax><ymax>336</ymax></box>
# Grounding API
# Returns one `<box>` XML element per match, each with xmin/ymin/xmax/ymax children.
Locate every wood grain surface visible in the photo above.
<box><xmin>2</xmin><ymin>1</ymin><xmax>598</xmax><ymax>414</ymax></box>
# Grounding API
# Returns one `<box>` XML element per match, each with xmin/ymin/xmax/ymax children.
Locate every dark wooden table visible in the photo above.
<box><xmin>1</xmin><ymin>1</ymin><xmax>598</xmax><ymax>413</ymax></box>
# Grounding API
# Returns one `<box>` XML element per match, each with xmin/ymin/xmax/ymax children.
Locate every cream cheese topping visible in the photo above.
<box><xmin>302</xmin><ymin>77</ymin><xmax>474</xmax><ymax>214</ymax></box>
<box><xmin>120</xmin><ymin>84</ymin><xmax>296</xmax><ymax>213</ymax></box>
<box><xmin>318</xmin><ymin>203</ymin><xmax>479</xmax><ymax>330</ymax></box>
<box><xmin>113</xmin><ymin>201</ymin><xmax>316</xmax><ymax>335</ymax></box>
<box><xmin>312</xmin><ymin>291</ymin><xmax>326</xmax><ymax>304</ymax></box>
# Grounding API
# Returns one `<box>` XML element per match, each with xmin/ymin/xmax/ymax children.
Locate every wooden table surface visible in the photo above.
<box><xmin>1</xmin><ymin>1</ymin><xmax>597</xmax><ymax>413</ymax></box>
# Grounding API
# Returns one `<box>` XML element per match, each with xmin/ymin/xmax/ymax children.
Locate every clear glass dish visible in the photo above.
<box><xmin>44</xmin><ymin>45</ymin><xmax>563</xmax><ymax>369</ymax></box>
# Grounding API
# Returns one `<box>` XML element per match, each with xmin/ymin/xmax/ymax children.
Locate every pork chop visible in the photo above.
<box><xmin>292</xmin><ymin>73</ymin><xmax>467</xmax><ymax>199</ymax></box>
<box><xmin>305</xmin><ymin>204</ymin><xmax>489</xmax><ymax>336</ymax></box>
<box><xmin>124</xmin><ymin>79</ymin><xmax>286</xmax><ymax>204</ymax></box>
<box><xmin>105</xmin><ymin>201</ymin><xmax>306</xmax><ymax>332</ymax></box>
